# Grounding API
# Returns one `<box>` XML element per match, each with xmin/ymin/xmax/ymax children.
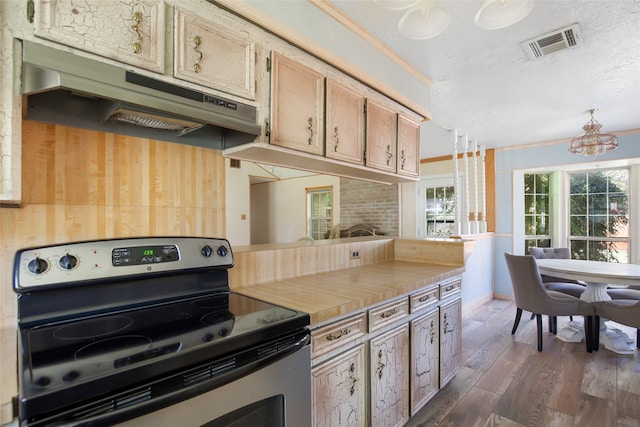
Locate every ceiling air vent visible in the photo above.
<box><xmin>522</xmin><ymin>23</ymin><xmax>583</xmax><ymax>60</ymax></box>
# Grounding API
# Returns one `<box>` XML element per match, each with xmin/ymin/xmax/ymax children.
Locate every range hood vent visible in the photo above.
<box><xmin>521</xmin><ymin>23</ymin><xmax>583</xmax><ymax>60</ymax></box>
<box><xmin>21</xmin><ymin>41</ymin><xmax>261</xmax><ymax>149</ymax></box>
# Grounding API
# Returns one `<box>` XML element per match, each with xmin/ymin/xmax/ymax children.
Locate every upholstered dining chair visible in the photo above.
<box><xmin>591</xmin><ymin>299</ymin><xmax>640</xmax><ymax>350</ymax></box>
<box><xmin>504</xmin><ymin>253</ymin><xmax>595</xmax><ymax>352</ymax></box>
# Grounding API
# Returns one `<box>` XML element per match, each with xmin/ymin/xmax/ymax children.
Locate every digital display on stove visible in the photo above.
<box><xmin>112</xmin><ymin>245</ymin><xmax>180</xmax><ymax>266</ymax></box>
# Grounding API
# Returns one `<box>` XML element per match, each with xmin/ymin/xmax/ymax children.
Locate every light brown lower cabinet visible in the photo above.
<box><xmin>312</xmin><ymin>344</ymin><xmax>367</xmax><ymax>427</ymax></box>
<box><xmin>410</xmin><ymin>308</ymin><xmax>440</xmax><ymax>416</ymax></box>
<box><xmin>370</xmin><ymin>324</ymin><xmax>410</xmax><ymax>427</ymax></box>
<box><xmin>440</xmin><ymin>297</ymin><xmax>462</xmax><ymax>386</ymax></box>
<box><xmin>311</xmin><ymin>278</ymin><xmax>462</xmax><ymax>426</ymax></box>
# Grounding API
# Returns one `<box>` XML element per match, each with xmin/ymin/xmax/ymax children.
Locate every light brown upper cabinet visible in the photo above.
<box><xmin>270</xmin><ymin>52</ymin><xmax>324</xmax><ymax>155</ymax></box>
<box><xmin>174</xmin><ymin>8</ymin><xmax>256</xmax><ymax>100</ymax></box>
<box><xmin>34</xmin><ymin>0</ymin><xmax>165</xmax><ymax>73</ymax></box>
<box><xmin>325</xmin><ymin>79</ymin><xmax>365</xmax><ymax>165</ymax></box>
<box><xmin>365</xmin><ymin>100</ymin><xmax>397</xmax><ymax>173</ymax></box>
<box><xmin>397</xmin><ymin>115</ymin><xmax>420</xmax><ymax>177</ymax></box>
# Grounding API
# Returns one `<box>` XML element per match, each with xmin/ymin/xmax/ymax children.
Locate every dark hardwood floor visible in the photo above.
<box><xmin>406</xmin><ymin>298</ymin><xmax>640</xmax><ymax>427</ymax></box>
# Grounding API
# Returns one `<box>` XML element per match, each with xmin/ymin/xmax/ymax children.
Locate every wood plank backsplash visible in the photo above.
<box><xmin>0</xmin><ymin>121</ymin><xmax>227</xmax><ymax>419</ymax></box>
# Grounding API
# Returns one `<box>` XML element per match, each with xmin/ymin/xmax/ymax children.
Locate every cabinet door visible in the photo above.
<box><xmin>410</xmin><ymin>309</ymin><xmax>440</xmax><ymax>416</ymax></box>
<box><xmin>325</xmin><ymin>79</ymin><xmax>364</xmax><ymax>165</ymax></box>
<box><xmin>440</xmin><ymin>298</ymin><xmax>462</xmax><ymax>386</ymax></box>
<box><xmin>270</xmin><ymin>52</ymin><xmax>324</xmax><ymax>155</ymax></box>
<box><xmin>365</xmin><ymin>100</ymin><xmax>397</xmax><ymax>172</ymax></box>
<box><xmin>174</xmin><ymin>8</ymin><xmax>256</xmax><ymax>100</ymax></box>
<box><xmin>35</xmin><ymin>0</ymin><xmax>165</xmax><ymax>73</ymax></box>
<box><xmin>370</xmin><ymin>324</ymin><xmax>409</xmax><ymax>427</ymax></box>
<box><xmin>312</xmin><ymin>344</ymin><xmax>366</xmax><ymax>427</ymax></box>
<box><xmin>397</xmin><ymin>115</ymin><xmax>420</xmax><ymax>177</ymax></box>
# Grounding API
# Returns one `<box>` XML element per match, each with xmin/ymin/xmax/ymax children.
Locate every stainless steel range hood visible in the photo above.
<box><xmin>21</xmin><ymin>41</ymin><xmax>261</xmax><ymax>149</ymax></box>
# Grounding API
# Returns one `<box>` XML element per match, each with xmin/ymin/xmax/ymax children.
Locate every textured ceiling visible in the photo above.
<box><xmin>330</xmin><ymin>0</ymin><xmax>640</xmax><ymax>157</ymax></box>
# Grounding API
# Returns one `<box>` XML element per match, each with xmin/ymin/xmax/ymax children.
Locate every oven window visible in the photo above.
<box><xmin>201</xmin><ymin>395</ymin><xmax>284</xmax><ymax>427</ymax></box>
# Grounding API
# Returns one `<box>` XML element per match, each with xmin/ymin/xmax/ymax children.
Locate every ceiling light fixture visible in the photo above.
<box><xmin>568</xmin><ymin>109</ymin><xmax>618</xmax><ymax>156</ymax></box>
<box><xmin>474</xmin><ymin>0</ymin><xmax>534</xmax><ymax>30</ymax></box>
<box><xmin>376</xmin><ymin>0</ymin><xmax>534</xmax><ymax>40</ymax></box>
<box><xmin>398</xmin><ymin>2</ymin><xmax>451</xmax><ymax>40</ymax></box>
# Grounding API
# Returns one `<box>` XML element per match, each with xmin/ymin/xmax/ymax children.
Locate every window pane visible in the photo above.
<box><xmin>570</xmin><ymin>194</ymin><xmax>587</xmax><ymax>215</ymax></box>
<box><xmin>524</xmin><ymin>174</ymin><xmax>534</xmax><ymax>193</ymax></box>
<box><xmin>536</xmin><ymin>215</ymin><xmax>549</xmax><ymax>235</ymax></box>
<box><xmin>589</xmin><ymin>216</ymin><xmax>608</xmax><ymax>237</ymax></box>
<box><xmin>570</xmin><ymin>215</ymin><xmax>587</xmax><ymax>236</ymax></box>
<box><xmin>524</xmin><ymin>194</ymin><xmax>535</xmax><ymax>214</ymax></box>
<box><xmin>570</xmin><ymin>240</ymin><xmax>587</xmax><ymax>260</ymax></box>
<box><xmin>536</xmin><ymin>194</ymin><xmax>548</xmax><ymax>214</ymax></box>
<box><xmin>524</xmin><ymin>216</ymin><xmax>535</xmax><ymax>235</ymax></box>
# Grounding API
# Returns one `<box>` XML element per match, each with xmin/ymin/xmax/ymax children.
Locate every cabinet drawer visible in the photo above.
<box><xmin>410</xmin><ymin>285</ymin><xmax>439</xmax><ymax>313</ymax></box>
<box><xmin>369</xmin><ymin>297</ymin><xmax>409</xmax><ymax>332</ymax></box>
<box><xmin>440</xmin><ymin>279</ymin><xmax>461</xmax><ymax>300</ymax></box>
<box><xmin>312</xmin><ymin>313</ymin><xmax>367</xmax><ymax>358</ymax></box>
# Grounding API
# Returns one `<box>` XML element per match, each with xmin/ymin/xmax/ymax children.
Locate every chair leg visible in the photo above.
<box><xmin>593</xmin><ymin>316</ymin><xmax>601</xmax><ymax>351</ymax></box>
<box><xmin>530</xmin><ymin>312</ymin><xmax>535</xmax><ymax>320</ymax></box>
<box><xmin>636</xmin><ymin>329</ymin><xmax>639</xmax><ymax>349</ymax></box>
<box><xmin>512</xmin><ymin>308</ymin><xmax>523</xmax><ymax>334</ymax></box>
<box><xmin>585</xmin><ymin>316</ymin><xmax>593</xmax><ymax>353</ymax></box>
<box><xmin>536</xmin><ymin>314</ymin><xmax>543</xmax><ymax>351</ymax></box>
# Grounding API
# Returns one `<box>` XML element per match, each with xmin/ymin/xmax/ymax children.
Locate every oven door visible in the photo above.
<box><xmin>115</xmin><ymin>342</ymin><xmax>311</xmax><ymax>427</ymax></box>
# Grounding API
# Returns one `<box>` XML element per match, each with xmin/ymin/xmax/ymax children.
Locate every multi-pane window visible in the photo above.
<box><xmin>307</xmin><ymin>188</ymin><xmax>332</xmax><ymax>240</ymax></box>
<box><xmin>569</xmin><ymin>169</ymin><xmax>629</xmax><ymax>262</ymax></box>
<box><xmin>524</xmin><ymin>173</ymin><xmax>551</xmax><ymax>252</ymax></box>
<box><xmin>425</xmin><ymin>185</ymin><xmax>455</xmax><ymax>237</ymax></box>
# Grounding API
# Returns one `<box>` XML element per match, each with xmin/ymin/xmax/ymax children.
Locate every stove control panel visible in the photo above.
<box><xmin>13</xmin><ymin>237</ymin><xmax>234</xmax><ymax>291</ymax></box>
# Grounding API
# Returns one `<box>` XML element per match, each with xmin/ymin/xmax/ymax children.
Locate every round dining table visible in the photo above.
<box><xmin>536</xmin><ymin>258</ymin><xmax>640</xmax><ymax>354</ymax></box>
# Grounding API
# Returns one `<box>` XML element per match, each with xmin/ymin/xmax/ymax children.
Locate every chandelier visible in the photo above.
<box><xmin>375</xmin><ymin>0</ymin><xmax>534</xmax><ymax>40</ymax></box>
<box><xmin>568</xmin><ymin>109</ymin><xmax>618</xmax><ymax>156</ymax></box>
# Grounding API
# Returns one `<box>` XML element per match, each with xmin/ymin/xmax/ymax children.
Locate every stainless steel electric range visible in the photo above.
<box><xmin>13</xmin><ymin>237</ymin><xmax>311</xmax><ymax>427</ymax></box>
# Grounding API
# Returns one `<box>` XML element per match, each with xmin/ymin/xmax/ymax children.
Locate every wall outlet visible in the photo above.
<box><xmin>350</xmin><ymin>250</ymin><xmax>360</xmax><ymax>259</ymax></box>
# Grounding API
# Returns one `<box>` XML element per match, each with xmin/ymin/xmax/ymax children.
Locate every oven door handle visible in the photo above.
<box><xmin>49</xmin><ymin>331</ymin><xmax>311</xmax><ymax>427</ymax></box>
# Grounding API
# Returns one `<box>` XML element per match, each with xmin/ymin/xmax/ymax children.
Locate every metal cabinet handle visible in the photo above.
<box><xmin>132</xmin><ymin>11</ymin><xmax>143</xmax><ymax>54</ymax></box>
<box><xmin>418</xmin><ymin>294</ymin><xmax>431</xmax><ymax>302</ymax></box>
<box><xmin>326</xmin><ymin>328</ymin><xmax>351</xmax><ymax>341</ymax></box>
<box><xmin>400</xmin><ymin>149</ymin><xmax>406</xmax><ymax>169</ymax></box>
<box><xmin>380</xmin><ymin>308</ymin><xmax>398</xmax><ymax>318</ymax></box>
<box><xmin>443</xmin><ymin>313</ymin><xmax>455</xmax><ymax>334</ymax></box>
<box><xmin>307</xmin><ymin>117</ymin><xmax>314</xmax><ymax>144</ymax></box>
<box><xmin>376</xmin><ymin>349</ymin><xmax>386</xmax><ymax>379</ymax></box>
<box><xmin>386</xmin><ymin>144</ymin><xmax>393</xmax><ymax>165</ymax></box>
<box><xmin>348</xmin><ymin>362</ymin><xmax>358</xmax><ymax>395</ymax></box>
<box><xmin>193</xmin><ymin>35</ymin><xmax>203</xmax><ymax>73</ymax></box>
<box><xmin>333</xmin><ymin>126</ymin><xmax>339</xmax><ymax>152</ymax></box>
<box><xmin>430</xmin><ymin>320</ymin><xmax>435</xmax><ymax>343</ymax></box>
<box><xmin>445</xmin><ymin>285</ymin><xmax>455</xmax><ymax>292</ymax></box>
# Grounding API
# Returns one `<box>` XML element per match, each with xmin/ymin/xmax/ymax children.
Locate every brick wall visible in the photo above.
<box><xmin>339</xmin><ymin>178</ymin><xmax>399</xmax><ymax>236</ymax></box>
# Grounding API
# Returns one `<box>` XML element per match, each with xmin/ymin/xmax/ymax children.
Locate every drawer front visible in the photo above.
<box><xmin>410</xmin><ymin>285</ymin><xmax>439</xmax><ymax>313</ymax></box>
<box><xmin>440</xmin><ymin>279</ymin><xmax>461</xmax><ymax>300</ymax></box>
<box><xmin>312</xmin><ymin>313</ymin><xmax>367</xmax><ymax>358</ymax></box>
<box><xmin>369</xmin><ymin>297</ymin><xmax>409</xmax><ymax>332</ymax></box>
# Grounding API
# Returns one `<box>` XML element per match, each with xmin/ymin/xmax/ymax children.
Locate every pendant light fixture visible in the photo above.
<box><xmin>568</xmin><ymin>109</ymin><xmax>618</xmax><ymax>156</ymax></box>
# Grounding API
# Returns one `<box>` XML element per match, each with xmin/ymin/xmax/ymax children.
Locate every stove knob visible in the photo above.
<box><xmin>216</xmin><ymin>245</ymin><xmax>228</xmax><ymax>258</ymax></box>
<box><xmin>63</xmin><ymin>370</ymin><xmax>80</xmax><ymax>382</ymax></box>
<box><xmin>202</xmin><ymin>333</ymin><xmax>214</xmax><ymax>342</ymax></box>
<box><xmin>27</xmin><ymin>257</ymin><xmax>49</xmax><ymax>275</ymax></box>
<box><xmin>59</xmin><ymin>254</ymin><xmax>78</xmax><ymax>270</ymax></box>
<box><xmin>219</xmin><ymin>328</ymin><xmax>229</xmax><ymax>337</ymax></box>
<box><xmin>201</xmin><ymin>245</ymin><xmax>213</xmax><ymax>258</ymax></box>
<box><xmin>34</xmin><ymin>376</ymin><xmax>51</xmax><ymax>387</ymax></box>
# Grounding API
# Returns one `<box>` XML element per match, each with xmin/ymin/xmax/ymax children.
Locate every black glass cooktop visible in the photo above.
<box><xmin>20</xmin><ymin>292</ymin><xmax>304</xmax><ymax>397</ymax></box>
